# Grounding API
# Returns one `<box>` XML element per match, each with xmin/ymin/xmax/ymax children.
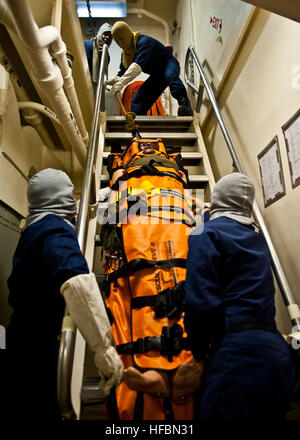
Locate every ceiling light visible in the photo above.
<box><xmin>76</xmin><ymin>1</ymin><xmax>127</xmax><ymax>18</ymax></box>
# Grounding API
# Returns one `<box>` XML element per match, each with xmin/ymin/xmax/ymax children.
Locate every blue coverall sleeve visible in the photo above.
<box><xmin>41</xmin><ymin>228</ymin><xmax>89</xmax><ymax>290</ymax></box>
<box><xmin>184</xmin><ymin>227</ymin><xmax>224</xmax><ymax>360</ymax></box>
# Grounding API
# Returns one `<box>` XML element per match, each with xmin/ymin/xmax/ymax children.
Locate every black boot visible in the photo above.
<box><xmin>177</xmin><ymin>96</ymin><xmax>193</xmax><ymax>116</ymax></box>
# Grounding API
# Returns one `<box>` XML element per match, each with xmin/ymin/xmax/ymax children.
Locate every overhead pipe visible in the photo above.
<box><xmin>0</xmin><ymin>0</ymin><xmax>87</xmax><ymax>166</ymax></box>
<box><xmin>50</xmin><ymin>40</ymin><xmax>89</xmax><ymax>146</ymax></box>
<box><xmin>0</xmin><ymin>46</ymin><xmax>59</xmax><ymax>150</ymax></box>
<box><xmin>17</xmin><ymin>103</ymin><xmax>64</xmax><ymax>160</ymax></box>
<box><xmin>17</xmin><ymin>101</ymin><xmax>63</xmax><ymax>128</ymax></box>
<box><xmin>49</xmin><ymin>0</ymin><xmax>88</xmax><ymax>146</ymax></box>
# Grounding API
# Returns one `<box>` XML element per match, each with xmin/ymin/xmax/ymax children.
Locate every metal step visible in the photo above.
<box><xmin>101</xmin><ymin>151</ymin><xmax>203</xmax><ymax>159</ymax></box>
<box><xmin>105</xmin><ymin>132</ymin><xmax>197</xmax><ymax>147</ymax></box>
<box><xmin>106</xmin><ymin>116</ymin><xmax>193</xmax><ymax>133</ymax></box>
<box><xmin>101</xmin><ymin>151</ymin><xmax>203</xmax><ymax>160</ymax></box>
<box><xmin>100</xmin><ymin>173</ymin><xmax>208</xmax><ymax>187</ymax></box>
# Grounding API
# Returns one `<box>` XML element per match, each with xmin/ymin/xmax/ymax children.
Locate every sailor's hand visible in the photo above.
<box><xmin>109</xmin><ymin>81</ymin><xmax>123</xmax><ymax>96</ymax></box>
<box><xmin>106</xmin><ymin>76</ymin><xmax>119</xmax><ymax>86</ymax></box>
<box><xmin>95</xmin><ymin>346</ymin><xmax>124</xmax><ymax>396</ymax></box>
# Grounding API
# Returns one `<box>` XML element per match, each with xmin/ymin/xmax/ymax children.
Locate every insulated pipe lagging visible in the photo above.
<box><xmin>50</xmin><ymin>39</ymin><xmax>89</xmax><ymax>146</ymax></box>
<box><xmin>9</xmin><ymin>0</ymin><xmax>59</xmax><ymax>50</ymax></box>
<box><xmin>10</xmin><ymin>0</ymin><xmax>88</xmax><ymax>147</ymax></box>
<box><xmin>2</xmin><ymin>0</ymin><xmax>87</xmax><ymax>166</ymax></box>
<box><xmin>17</xmin><ymin>101</ymin><xmax>63</xmax><ymax>127</ymax></box>
<box><xmin>29</xmin><ymin>48</ymin><xmax>86</xmax><ymax>165</ymax></box>
<box><xmin>0</xmin><ymin>45</ymin><xmax>57</xmax><ymax>150</ymax></box>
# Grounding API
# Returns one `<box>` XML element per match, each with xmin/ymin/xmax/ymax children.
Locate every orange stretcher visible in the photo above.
<box><xmin>102</xmin><ymin>137</ymin><xmax>195</xmax><ymax>420</ymax></box>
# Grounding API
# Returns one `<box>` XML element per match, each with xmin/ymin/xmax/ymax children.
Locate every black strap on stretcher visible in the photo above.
<box><xmin>111</xmin><ymin>163</ymin><xmax>189</xmax><ymax>190</ymax></box>
<box><xmin>108</xmin><ymin>258</ymin><xmax>186</xmax><ymax>282</ymax></box>
<box><xmin>131</xmin><ymin>281</ymin><xmax>186</xmax><ymax>320</ymax></box>
<box><xmin>119</xmin><ymin>201</ymin><xmax>195</xmax><ymax>227</ymax></box>
<box><xmin>101</xmin><ymin>258</ymin><xmax>186</xmax><ymax>298</ymax></box>
<box><xmin>116</xmin><ymin>323</ymin><xmax>190</xmax><ymax>362</ymax></box>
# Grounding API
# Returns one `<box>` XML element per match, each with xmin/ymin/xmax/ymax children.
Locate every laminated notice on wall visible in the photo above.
<box><xmin>282</xmin><ymin>108</ymin><xmax>300</xmax><ymax>189</ymax></box>
<box><xmin>258</xmin><ymin>136</ymin><xmax>286</xmax><ymax>207</ymax></box>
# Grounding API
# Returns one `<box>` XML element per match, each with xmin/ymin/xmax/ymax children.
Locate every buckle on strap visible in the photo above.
<box><xmin>130</xmin><ymin>282</ymin><xmax>186</xmax><ymax>319</ymax></box>
<box><xmin>154</xmin><ymin>282</ymin><xmax>185</xmax><ymax>320</ymax></box>
<box><xmin>116</xmin><ymin>324</ymin><xmax>190</xmax><ymax>360</ymax></box>
<box><xmin>160</xmin><ymin>324</ymin><xmax>185</xmax><ymax>361</ymax></box>
<box><xmin>135</xmin><ymin>336</ymin><xmax>152</xmax><ymax>353</ymax></box>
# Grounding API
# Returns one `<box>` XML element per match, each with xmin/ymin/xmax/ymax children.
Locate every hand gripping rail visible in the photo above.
<box><xmin>184</xmin><ymin>46</ymin><xmax>300</xmax><ymax>328</ymax></box>
<box><xmin>57</xmin><ymin>44</ymin><xmax>109</xmax><ymax>420</ymax></box>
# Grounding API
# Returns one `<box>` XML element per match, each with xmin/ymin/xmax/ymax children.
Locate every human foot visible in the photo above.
<box><xmin>122</xmin><ymin>367</ymin><xmax>171</xmax><ymax>397</ymax></box>
<box><xmin>172</xmin><ymin>360</ymin><xmax>205</xmax><ymax>405</ymax></box>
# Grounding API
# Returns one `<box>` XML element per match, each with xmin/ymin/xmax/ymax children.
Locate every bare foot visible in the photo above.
<box><xmin>122</xmin><ymin>367</ymin><xmax>171</xmax><ymax>397</ymax></box>
<box><xmin>172</xmin><ymin>360</ymin><xmax>205</xmax><ymax>405</ymax></box>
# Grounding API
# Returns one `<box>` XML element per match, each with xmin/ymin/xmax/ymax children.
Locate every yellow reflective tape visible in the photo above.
<box><xmin>62</xmin><ymin>315</ymin><xmax>76</xmax><ymax>333</ymax></box>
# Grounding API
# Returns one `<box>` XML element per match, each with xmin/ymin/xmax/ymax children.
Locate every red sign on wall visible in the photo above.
<box><xmin>210</xmin><ymin>16</ymin><xmax>223</xmax><ymax>33</ymax></box>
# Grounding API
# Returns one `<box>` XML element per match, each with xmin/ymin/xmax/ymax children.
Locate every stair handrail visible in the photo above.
<box><xmin>57</xmin><ymin>44</ymin><xmax>109</xmax><ymax>420</ymax></box>
<box><xmin>184</xmin><ymin>45</ymin><xmax>300</xmax><ymax>328</ymax></box>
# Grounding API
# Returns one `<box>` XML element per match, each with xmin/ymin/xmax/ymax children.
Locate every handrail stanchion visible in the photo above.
<box><xmin>57</xmin><ymin>44</ymin><xmax>109</xmax><ymax>420</ymax></box>
<box><xmin>184</xmin><ymin>46</ymin><xmax>300</xmax><ymax>328</ymax></box>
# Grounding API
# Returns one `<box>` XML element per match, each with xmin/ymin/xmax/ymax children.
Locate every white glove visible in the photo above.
<box><xmin>95</xmin><ymin>346</ymin><xmax>123</xmax><ymax>395</ymax></box>
<box><xmin>106</xmin><ymin>76</ymin><xmax>119</xmax><ymax>86</ymax></box>
<box><xmin>60</xmin><ymin>273</ymin><xmax>123</xmax><ymax>395</ymax></box>
<box><xmin>109</xmin><ymin>62</ymin><xmax>142</xmax><ymax>96</ymax></box>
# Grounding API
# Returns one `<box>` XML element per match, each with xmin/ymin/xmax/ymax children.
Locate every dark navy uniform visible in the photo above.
<box><xmin>118</xmin><ymin>35</ymin><xmax>187</xmax><ymax>115</ymax></box>
<box><xmin>184</xmin><ymin>216</ymin><xmax>296</xmax><ymax>420</ymax></box>
<box><xmin>3</xmin><ymin>215</ymin><xmax>89</xmax><ymax>419</ymax></box>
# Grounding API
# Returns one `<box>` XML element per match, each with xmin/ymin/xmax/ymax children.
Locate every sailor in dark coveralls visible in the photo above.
<box><xmin>2</xmin><ymin>169</ymin><xmax>122</xmax><ymax>419</ymax></box>
<box><xmin>107</xmin><ymin>21</ymin><xmax>193</xmax><ymax>116</ymax></box>
<box><xmin>184</xmin><ymin>172</ymin><xmax>296</xmax><ymax>420</ymax></box>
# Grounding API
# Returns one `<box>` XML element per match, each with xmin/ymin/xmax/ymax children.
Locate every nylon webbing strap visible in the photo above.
<box><xmin>131</xmin><ymin>281</ymin><xmax>186</xmax><ymax>319</ymax></box>
<box><xmin>116</xmin><ymin>324</ymin><xmax>190</xmax><ymax>361</ymax></box>
<box><xmin>108</xmin><ymin>258</ymin><xmax>186</xmax><ymax>283</ymax></box>
<box><xmin>112</xmin><ymin>163</ymin><xmax>188</xmax><ymax>189</ymax></box>
<box><xmin>134</xmin><ymin>392</ymin><xmax>144</xmax><ymax>420</ymax></box>
<box><xmin>118</xmin><ymin>204</ymin><xmax>195</xmax><ymax>226</ymax></box>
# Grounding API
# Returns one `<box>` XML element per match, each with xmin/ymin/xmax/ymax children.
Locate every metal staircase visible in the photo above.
<box><xmin>79</xmin><ymin>113</ymin><xmax>216</xmax><ymax>420</ymax></box>
<box><xmin>102</xmin><ymin>115</ymin><xmax>215</xmax><ymax>202</ymax></box>
<box><xmin>58</xmin><ymin>44</ymin><xmax>300</xmax><ymax>421</ymax></box>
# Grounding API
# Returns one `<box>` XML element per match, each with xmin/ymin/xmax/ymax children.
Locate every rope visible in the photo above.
<box><xmin>116</xmin><ymin>93</ymin><xmax>139</xmax><ymax>133</ymax></box>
